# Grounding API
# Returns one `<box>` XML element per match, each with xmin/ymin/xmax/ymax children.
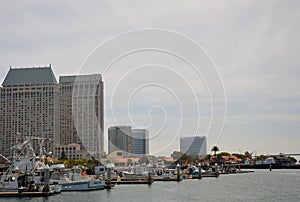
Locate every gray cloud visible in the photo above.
<box><xmin>0</xmin><ymin>0</ymin><xmax>299</xmax><ymax>155</ymax></box>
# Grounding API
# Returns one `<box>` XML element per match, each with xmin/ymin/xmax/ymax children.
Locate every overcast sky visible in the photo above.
<box><xmin>0</xmin><ymin>0</ymin><xmax>299</xmax><ymax>156</ymax></box>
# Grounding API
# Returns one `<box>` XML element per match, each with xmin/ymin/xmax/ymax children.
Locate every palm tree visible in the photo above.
<box><xmin>244</xmin><ymin>151</ymin><xmax>253</xmax><ymax>159</ymax></box>
<box><xmin>211</xmin><ymin>146</ymin><xmax>219</xmax><ymax>156</ymax></box>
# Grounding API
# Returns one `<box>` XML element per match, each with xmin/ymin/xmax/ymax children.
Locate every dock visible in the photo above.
<box><xmin>112</xmin><ymin>180</ymin><xmax>152</xmax><ymax>185</ymax></box>
<box><xmin>111</xmin><ymin>178</ymin><xmax>153</xmax><ymax>185</ymax></box>
<box><xmin>219</xmin><ymin>170</ymin><xmax>254</xmax><ymax>175</ymax></box>
<box><xmin>153</xmin><ymin>178</ymin><xmax>182</xmax><ymax>182</ymax></box>
<box><xmin>0</xmin><ymin>191</ymin><xmax>53</xmax><ymax>197</ymax></box>
<box><xmin>187</xmin><ymin>175</ymin><xmax>202</xmax><ymax>179</ymax></box>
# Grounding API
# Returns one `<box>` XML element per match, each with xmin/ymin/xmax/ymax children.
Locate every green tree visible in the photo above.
<box><xmin>219</xmin><ymin>152</ymin><xmax>230</xmax><ymax>156</ymax></box>
<box><xmin>204</xmin><ymin>154</ymin><xmax>211</xmax><ymax>160</ymax></box>
<box><xmin>59</xmin><ymin>151</ymin><xmax>68</xmax><ymax>161</ymax></box>
<box><xmin>244</xmin><ymin>151</ymin><xmax>253</xmax><ymax>159</ymax></box>
<box><xmin>255</xmin><ymin>155</ymin><xmax>268</xmax><ymax>162</ymax></box>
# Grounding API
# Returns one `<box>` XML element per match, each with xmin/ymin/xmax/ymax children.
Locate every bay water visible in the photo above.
<box><xmin>1</xmin><ymin>169</ymin><xmax>299</xmax><ymax>202</ymax></box>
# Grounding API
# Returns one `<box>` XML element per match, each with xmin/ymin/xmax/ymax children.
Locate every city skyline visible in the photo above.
<box><xmin>0</xmin><ymin>1</ymin><xmax>299</xmax><ymax>156</ymax></box>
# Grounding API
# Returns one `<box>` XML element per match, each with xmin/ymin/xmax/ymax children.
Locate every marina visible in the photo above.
<box><xmin>0</xmin><ymin>138</ymin><xmax>298</xmax><ymax>200</ymax></box>
<box><xmin>0</xmin><ymin>136</ymin><xmax>299</xmax><ymax>200</ymax></box>
<box><xmin>0</xmin><ymin>169</ymin><xmax>299</xmax><ymax>201</ymax></box>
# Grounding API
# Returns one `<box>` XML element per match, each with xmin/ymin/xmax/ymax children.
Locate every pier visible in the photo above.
<box><xmin>111</xmin><ymin>178</ymin><xmax>153</xmax><ymax>185</ymax></box>
<box><xmin>0</xmin><ymin>191</ymin><xmax>54</xmax><ymax>197</ymax></box>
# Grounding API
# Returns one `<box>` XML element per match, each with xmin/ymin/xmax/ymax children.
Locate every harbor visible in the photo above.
<box><xmin>0</xmin><ymin>169</ymin><xmax>299</xmax><ymax>202</ymax></box>
<box><xmin>0</xmin><ymin>136</ymin><xmax>299</xmax><ymax>199</ymax></box>
<box><xmin>0</xmin><ymin>131</ymin><xmax>299</xmax><ymax>200</ymax></box>
<box><xmin>0</xmin><ymin>136</ymin><xmax>252</xmax><ymax>198</ymax></box>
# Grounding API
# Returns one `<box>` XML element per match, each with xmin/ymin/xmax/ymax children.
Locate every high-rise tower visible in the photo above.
<box><xmin>0</xmin><ymin>66</ymin><xmax>60</xmax><ymax>156</ymax></box>
<box><xmin>59</xmin><ymin>74</ymin><xmax>104</xmax><ymax>158</ymax></box>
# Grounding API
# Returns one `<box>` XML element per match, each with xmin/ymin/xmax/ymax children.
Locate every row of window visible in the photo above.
<box><xmin>55</xmin><ymin>147</ymin><xmax>77</xmax><ymax>150</ymax></box>
<box><xmin>2</xmin><ymin>84</ymin><xmax>54</xmax><ymax>92</ymax></box>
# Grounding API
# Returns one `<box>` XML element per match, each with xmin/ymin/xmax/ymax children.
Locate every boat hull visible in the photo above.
<box><xmin>60</xmin><ymin>180</ymin><xmax>105</xmax><ymax>191</ymax></box>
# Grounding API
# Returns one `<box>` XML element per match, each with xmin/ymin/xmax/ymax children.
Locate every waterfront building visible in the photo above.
<box><xmin>180</xmin><ymin>136</ymin><xmax>207</xmax><ymax>156</ymax></box>
<box><xmin>107</xmin><ymin>150</ymin><xmax>125</xmax><ymax>158</ymax></box>
<box><xmin>131</xmin><ymin>129</ymin><xmax>149</xmax><ymax>157</ymax></box>
<box><xmin>103</xmin><ymin>154</ymin><xmax>140</xmax><ymax>168</ymax></box>
<box><xmin>54</xmin><ymin>143</ymin><xmax>88</xmax><ymax>160</ymax></box>
<box><xmin>0</xmin><ymin>66</ymin><xmax>60</xmax><ymax>156</ymax></box>
<box><xmin>59</xmin><ymin>74</ymin><xmax>104</xmax><ymax>158</ymax></box>
<box><xmin>108</xmin><ymin>126</ymin><xmax>132</xmax><ymax>157</ymax></box>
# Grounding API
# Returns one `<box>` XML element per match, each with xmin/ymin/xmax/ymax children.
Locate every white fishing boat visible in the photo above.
<box><xmin>60</xmin><ymin>179</ymin><xmax>105</xmax><ymax>191</ymax></box>
<box><xmin>0</xmin><ymin>162</ymin><xmax>61</xmax><ymax>195</ymax></box>
<box><xmin>52</xmin><ymin>166</ymin><xmax>105</xmax><ymax>191</ymax></box>
<box><xmin>0</xmin><ymin>136</ymin><xmax>62</xmax><ymax>194</ymax></box>
<box><xmin>0</xmin><ymin>173</ymin><xmax>24</xmax><ymax>191</ymax></box>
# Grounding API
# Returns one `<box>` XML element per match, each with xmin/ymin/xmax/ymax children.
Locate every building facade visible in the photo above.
<box><xmin>108</xmin><ymin>126</ymin><xmax>132</xmax><ymax>157</ymax></box>
<box><xmin>131</xmin><ymin>129</ymin><xmax>149</xmax><ymax>157</ymax></box>
<box><xmin>54</xmin><ymin>143</ymin><xmax>88</xmax><ymax>160</ymax></box>
<box><xmin>59</xmin><ymin>74</ymin><xmax>104</xmax><ymax>158</ymax></box>
<box><xmin>180</xmin><ymin>136</ymin><xmax>207</xmax><ymax>157</ymax></box>
<box><xmin>0</xmin><ymin>66</ymin><xmax>60</xmax><ymax>156</ymax></box>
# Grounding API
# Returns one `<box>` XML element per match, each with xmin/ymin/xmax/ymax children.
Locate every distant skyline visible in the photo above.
<box><xmin>0</xmin><ymin>1</ymin><xmax>299</xmax><ymax>156</ymax></box>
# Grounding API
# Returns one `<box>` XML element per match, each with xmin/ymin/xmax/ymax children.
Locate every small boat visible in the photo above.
<box><xmin>60</xmin><ymin>179</ymin><xmax>105</xmax><ymax>191</ymax></box>
<box><xmin>53</xmin><ymin>167</ymin><xmax>105</xmax><ymax>191</ymax></box>
<box><xmin>152</xmin><ymin>168</ymin><xmax>181</xmax><ymax>181</ymax></box>
<box><xmin>121</xmin><ymin>165</ymin><xmax>151</xmax><ymax>179</ymax></box>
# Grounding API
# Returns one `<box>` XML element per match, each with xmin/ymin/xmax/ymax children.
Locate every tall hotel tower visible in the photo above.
<box><xmin>0</xmin><ymin>66</ymin><xmax>60</xmax><ymax>156</ymax></box>
<box><xmin>59</xmin><ymin>74</ymin><xmax>104</xmax><ymax>158</ymax></box>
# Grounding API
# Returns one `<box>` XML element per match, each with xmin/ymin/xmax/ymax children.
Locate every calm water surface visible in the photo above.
<box><xmin>1</xmin><ymin>169</ymin><xmax>300</xmax><ymax>202</ymax></box>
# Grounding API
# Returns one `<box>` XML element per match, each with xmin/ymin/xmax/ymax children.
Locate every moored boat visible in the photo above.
<box><xmin>60</xmin><ymin>179</ymin><xmax>105</xmax><ymax>191</ymax></box>
<box><xmin>52</xmin><ymin>166</ymin><xmax>105</xmax><ymax>191</ymax></box>
<box><xmin>0</xmin><ymin>136</ymin><xmax>62</xmax><ymax>195</ymax></box>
